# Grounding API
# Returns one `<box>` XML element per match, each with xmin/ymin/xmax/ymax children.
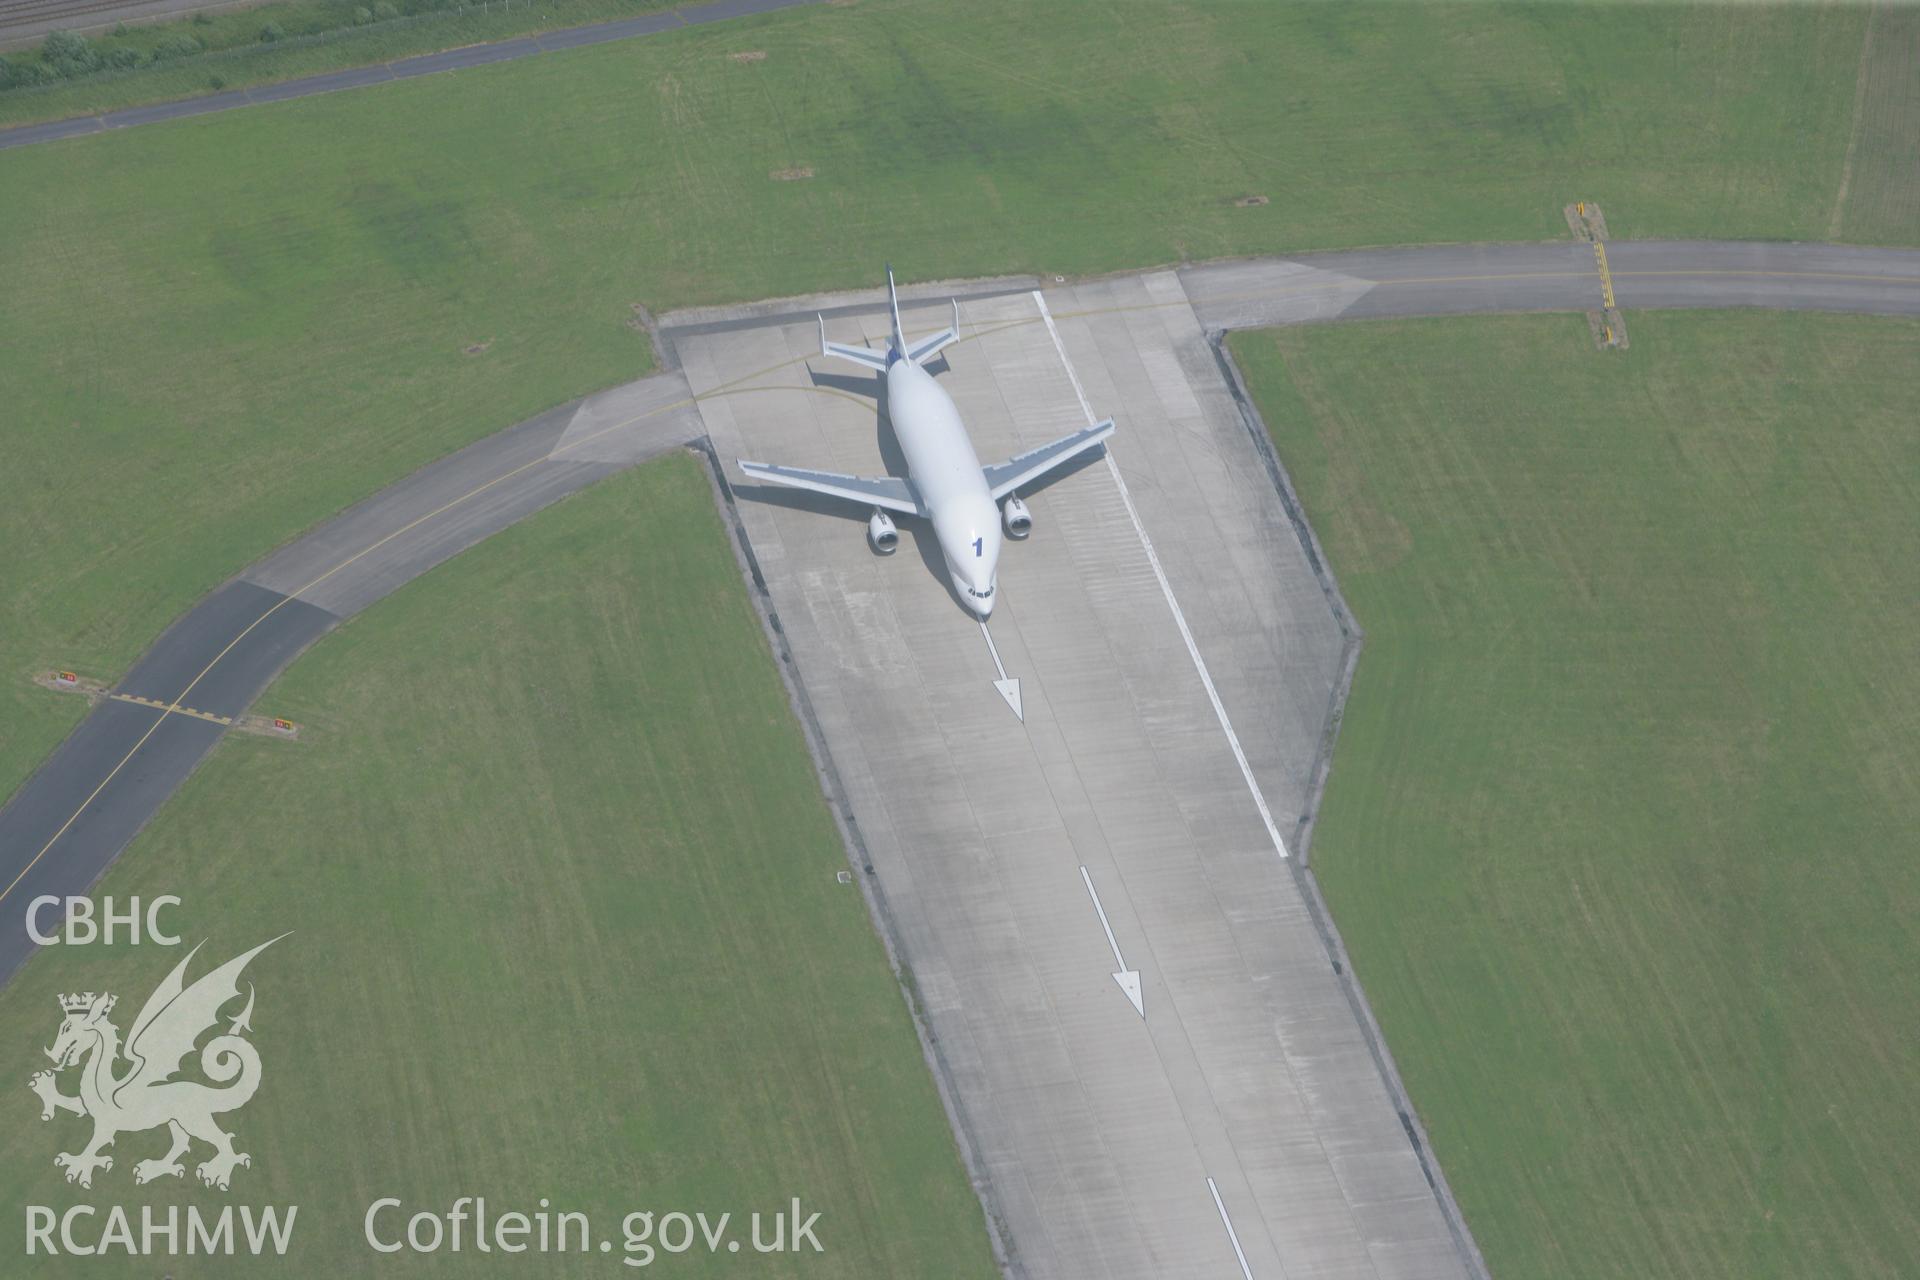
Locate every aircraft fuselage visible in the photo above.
<box><xmin>887</xmin><ymin>355</ymin><xmax>1002</xmax><ymax>617</ymax></box>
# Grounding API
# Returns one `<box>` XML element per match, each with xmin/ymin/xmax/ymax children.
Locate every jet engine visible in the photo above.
<box><xmin>868</xmin><ymin>509</ymin><xmax>899</xmax><ymax>555</ymax></box>
<box><xmin>1002</xmin><ymin>495</ymin><xmax>1033</xmax><ymax>540</ymax></box>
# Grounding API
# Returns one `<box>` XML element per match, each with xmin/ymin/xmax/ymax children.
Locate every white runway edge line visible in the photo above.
<box><xmin>1208</xmin><ymin>1177</ymin><xmax>1258</xmax><ymax>1280</ymax></box>
<box><xmin>1030</xmin><ymin>291</ymin><xmax>1292</xmax><ymax>860</ymax></box>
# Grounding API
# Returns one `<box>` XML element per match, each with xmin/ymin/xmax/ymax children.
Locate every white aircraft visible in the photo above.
<box><xmin>737</xmin><ymin>267</ymin><xmax>1114</xmax><ymax>618</ymax></box>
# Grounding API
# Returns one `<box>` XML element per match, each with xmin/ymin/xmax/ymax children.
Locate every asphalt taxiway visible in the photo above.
<box><xmin>0</xmin><ymin>376</ymin><xmax>702</xmax><ymax>978</ymax></box>
<box><xmin>3</xmin><ymin>241</ymin><xmax>1917</xmax><ymax>1275</ymax></box>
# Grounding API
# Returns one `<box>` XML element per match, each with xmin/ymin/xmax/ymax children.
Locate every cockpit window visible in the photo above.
<box><xmin>965</xmin><ymin>585</ymin><xmax>995</xmax><ymax>599</ymax></box>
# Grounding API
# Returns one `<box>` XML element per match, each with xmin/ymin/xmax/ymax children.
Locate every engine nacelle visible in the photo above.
<box><xmin>868</xmin><ymin>509</ymin><xmax>899</xmax><ymax>555</ymax></box>
<box><xmin>1002</xmin><ymin>495</ymin><xmax>1033</xmax><ymax>540</ymax></box>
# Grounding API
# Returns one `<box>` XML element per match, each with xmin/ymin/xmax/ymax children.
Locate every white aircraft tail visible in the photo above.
<box><xmin>886</xmin><ymin>263</ymin><xmax>906</xmax><ymax>356</ymax></box>
<box><xmin>819</xmin><ymin>266</ymin><xmax>961</xmax><ymax>371</ymax></box>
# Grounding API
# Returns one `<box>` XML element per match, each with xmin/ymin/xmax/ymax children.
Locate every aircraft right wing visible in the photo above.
<box><xmin>981</xmin><ymin>419</ymin><xmax>1116</xmax><ymax>500</ymax></box>
<box><xmin>736</xmin><ymin>460</ymin><xmax>922</xmax><ymax>515</ymax></box>
<box><xmin>903</xmin><ymin>300</ymin><xmax>962</xmax><ymax>365</ymax></box>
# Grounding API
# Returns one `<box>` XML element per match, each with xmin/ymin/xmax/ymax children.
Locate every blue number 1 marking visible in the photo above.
<box><xmin>972</xmin><ymin>536</ymin><xmax>983</xmax><ymax>557</ymax></box>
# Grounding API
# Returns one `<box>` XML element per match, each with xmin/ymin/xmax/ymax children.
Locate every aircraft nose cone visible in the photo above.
<box><xmin>954</xmin><ymin>575</ymin><xmax>996</xmax><ymax>617</ymax></box>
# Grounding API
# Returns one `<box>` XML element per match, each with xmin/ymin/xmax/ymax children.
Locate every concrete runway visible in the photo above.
<box><xmin>684</xmin><ymin>278</ymin><xmax>1470</xmax><ymax>1279</ymax></box>
<box><xmin>664</xmin><ymin>242</ymin><xmax>1920</xmax><ymax>1278</ymax></box>
<box><xmin>2</xmin><ymin>241</ymin><xmax>1916</xmax><ymax>1273</ymax></box>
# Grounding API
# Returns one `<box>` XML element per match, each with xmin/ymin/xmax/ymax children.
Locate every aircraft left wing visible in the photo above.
<box><xmin>737</xmin><ymin>460</ymin><xmax>922</xmax><ymax>515</ymax></box>
<box><xmin>818</xmin><ymin>316</ymin><xmax>892</xmax><ymax>371</ymax></box>
<box><xmin>982</xmin><ymin>419</ymin><xmax>1115</xmax><ymax>500</ymax></box>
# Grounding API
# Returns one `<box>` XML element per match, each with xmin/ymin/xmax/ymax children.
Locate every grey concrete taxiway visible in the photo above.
<box><xmin>671</xmin><ymin>242</ymin><xmax>1919</xmax><ymax>1278</ymax></box>
<box><xmin>2</xmin><ymin>240</ymin><xmax>1916</xmax><ymax>1274</ymax></box>
<box><xmin>684</xmin><ymin>280</ymin><xmax>1470</xmax><ymax>1279</ymax></box>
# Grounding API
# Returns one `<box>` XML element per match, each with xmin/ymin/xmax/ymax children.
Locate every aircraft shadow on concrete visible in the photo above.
<box><xmin>731</xmin><ymin>358</ymin><xmax>1107</xmax><ymax>620</ymax></box>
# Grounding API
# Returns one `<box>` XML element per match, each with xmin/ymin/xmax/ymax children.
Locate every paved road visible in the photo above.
<box><xmin>0</xmin><ymin>241</ymin><xmax>1914</xmax><ymax>1269</ymax></box>
<box><xmin>3</xmin><ymin>0</ymin><xmax>263</xmax><ymax>49</ymax></box>
<box><xmin>1179</xmin><ymin>241</ymin><xmax>1920</xmax><ymax>327</ymax></box>
<box><xmin>0</xmin><ymin>0</ymin><xmax>818</xmax><ymax>151</ymax></box>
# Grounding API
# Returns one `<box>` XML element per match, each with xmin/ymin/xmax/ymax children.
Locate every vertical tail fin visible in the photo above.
<box><xmin>886</xmin><ymin>263</ymin><xmax>905</xmax><ymax>356</ymax></box>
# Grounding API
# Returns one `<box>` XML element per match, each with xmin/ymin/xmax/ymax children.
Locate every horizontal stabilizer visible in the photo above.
<box><xmin>982</xmin><ymin>419</ymin><xmax>1115</xmax><ymax>500</ymax></box>
<box><xmin>819</xmin><ymin>296</ymin><xmax>960</xmax><ymax>370</ymax></box>
<box><xmin>818</xmin><ymin>315</ymin><xmax>892</xmax><ymax>371</ymax></box>
<box><xmin>737</xmin><ymin>459</ymin><xmax>921</xmax><ymax>516</ymax></box>
<box><xmin>904</xmin><ymin>299</ymin><xmax>962</xmax><ymax>365</ymax></box>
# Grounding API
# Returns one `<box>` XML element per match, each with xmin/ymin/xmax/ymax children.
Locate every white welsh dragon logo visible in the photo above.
<box><xmin>28</xmin><ymin>936</ymin><xmax>285</xmax><ymax>1191</ymax></box>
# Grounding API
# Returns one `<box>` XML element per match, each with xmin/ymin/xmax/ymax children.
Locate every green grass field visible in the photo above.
<box><xmin>0</xmin><ymin>0</ymin><xmax>1880</xmax><ymax>801</ymax></box>
<box><xmin>1232</xmin><ymin>312</ymin><xmax>1920</xmax><ymax>1278</ymax></box>
<box><xmin>1831</xmin><ymin>3</ymin><xmax>1920</xmax><ymax>244</ymax></box>
<box><xmin>0</xmin><ymin>0</ymin><xmax>673</xmax><ymax>127</ymax></box>
<box><xmin>0</xmin><ymin>453</ymin><xmax>1000</xmax><ymax>1276</ymax></box>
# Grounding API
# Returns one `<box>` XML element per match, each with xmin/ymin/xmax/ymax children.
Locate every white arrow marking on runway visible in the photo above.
<box><xmin>1079</xmin><ymin>865</ymin><xmax>1143</xmax><ymax>1017</ymax></box>
<box><xmin>979</xmin><ymin>621</ymin><xmax>1024</xmax><ymax>722</ymax></box>
<box><xmin>1207</xmin><ymin>1177</ymin><xmax>1257</xmax><ymax>1280</ymax></box>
